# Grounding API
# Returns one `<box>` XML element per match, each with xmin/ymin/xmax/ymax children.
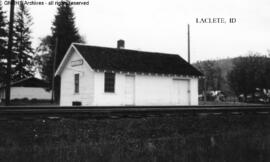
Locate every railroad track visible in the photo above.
<box><xmin>0</xmin><ymin>105</ymin><xmax>270</xmax><ymax>119</ymax></box>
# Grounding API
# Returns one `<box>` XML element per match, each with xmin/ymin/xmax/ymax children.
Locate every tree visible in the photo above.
<box><xmin>51</xmin><ymin>1</ymin><xmax>84</xmax><ymax>102</ymax></box>
<box><xmin>34</xmin><ymin>1</ymin><xmax>84</xmax><ymax>102</ymax></box>
<box><xmin>0</xmin><ymin>3</ymin><xmax>8</xmax><ymax>83</ymax></box>
<box><xmin>37</xmin><ymin>1</ymin><xmax>83</xmax><ymax>83</ymax></box>
<box><xmin>51</xmin><ymin>0</ymin><xmax>83</xmax><ymax>69</ymax></box>
<box><xmin>34</xmin><ymin>36</ymin><xmax>53</xmax><ymax>82</ymax></box>
<box><xmin>12</xmin><ymin>3</ymin><xmax>34</xmax><ymax>81</ymax></box>
<box><xmin>227</xmin><ymin>54</ymin><xmax>270</xmax><ymax>101</ymax></box>
<box><xmin>194</xmin><ymin>60</ymin><xmax>223</xmax><ymax>92</ymax></box>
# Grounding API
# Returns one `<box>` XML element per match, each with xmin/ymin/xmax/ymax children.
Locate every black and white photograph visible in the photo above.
<box><xmin>0</xmin><ymin>0</ymin><xmax>269</xmax><ymax>161</ymax></box>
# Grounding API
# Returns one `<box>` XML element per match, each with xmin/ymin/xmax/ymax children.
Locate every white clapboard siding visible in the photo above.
<box><xmin>60</xmin><ymin>49</ymin><xmax>94</xmax><ymax>106</ymax></box>
<box><xmin>91</xmin><ymin>72</ymin><xmax>199</xmax><ymax>106</ymax></box>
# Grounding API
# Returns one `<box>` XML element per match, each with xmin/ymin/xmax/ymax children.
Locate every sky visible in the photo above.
<box><xmin>2</xmin><ymin>0</ymin><xmax>270</xmax><ymax>63</ymax></box>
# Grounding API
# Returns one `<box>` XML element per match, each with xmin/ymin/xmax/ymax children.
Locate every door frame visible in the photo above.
<box><xmin>172</xmin><ymin>78</ymin><xmax>191</xmax><ymax>105</ymax></box>
<box><xmin>125</xmin><ymin>75</ymin><xmax>135</xmax><ymax>105</ymax></box>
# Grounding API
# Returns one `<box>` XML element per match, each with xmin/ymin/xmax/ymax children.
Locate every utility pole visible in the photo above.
<box><xmin>5</xmin><ymin>0</ymin><xmax>15</xmax><ymax>106</ymax></box>
<box><xmin>187</xmin><ymin>24</ymin><xmax>190</xmax><ymax>63</ymax></box>
<box><xmin>51</xmin><ymin>37</ymin><xmax>59</xmax><ymax>103</ymax></box>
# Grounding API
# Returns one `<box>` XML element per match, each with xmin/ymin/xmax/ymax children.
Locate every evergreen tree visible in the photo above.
<box><xmin>37</xmin><ymin>1</ymin><xmax>83</xmax><ymax>86</ymax></box>
<box><xmin>34</xmin><ymin>1</ymin><xmax>83</xmax><ymax>102</ymax></box>
<box><xmin>51</xmin><ymin>1</ymin><xmax>83</xmax><ymax>102</ymax></box>
<box><xmin>0</xmin><ymin>3</ymin><xmax>8</xmax><ymax>83</ymax></box>
<box><xmin>13</xmin><ymin>3</ymin><xmax>34</xmax><ymax>81</ymax></box>
<box><xmin>51</xmin><ymin>0</ymin><xmax>83</xmax><ymax>69</ymax></box>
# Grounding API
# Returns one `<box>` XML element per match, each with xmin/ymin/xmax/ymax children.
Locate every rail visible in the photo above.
<box><xmin>0</xmin><ymin>105</ymin><xmax>270</xmax><ymax>119</ymax></box>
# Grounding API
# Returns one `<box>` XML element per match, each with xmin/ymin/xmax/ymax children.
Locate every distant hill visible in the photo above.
<box><xmin>193</xmin><ymin>58</ymin><xmax>235</xmax><ymax>95</ymax></box>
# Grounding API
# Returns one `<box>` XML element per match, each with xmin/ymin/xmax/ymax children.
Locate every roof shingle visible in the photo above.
<box><xmin>73</xmin><ymin>44</ymin><xmax>203</xmax><ymax>76</ymax></box>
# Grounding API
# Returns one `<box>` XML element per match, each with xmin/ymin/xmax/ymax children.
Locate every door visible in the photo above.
<box><xmin>125</xmin><ymin>75</ymin><xmax>135</xmax><ymax>105</ymax></box>
<box><xmin>172</xmin><ymin>79</ymin><xmax>190</xmax><ymax>105</ymax></box>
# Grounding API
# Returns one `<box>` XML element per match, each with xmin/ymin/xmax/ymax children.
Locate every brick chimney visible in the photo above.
<box><xmin>117</xmin><ymin>39</ymin><xmax>125</xmax><ymax>49</ymax></box>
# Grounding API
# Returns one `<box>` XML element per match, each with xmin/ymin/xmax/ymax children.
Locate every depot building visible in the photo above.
<box><xmin>55</xmin><ymin>40</ymin><xmax>203</xmax><ymax>106</ymax></box>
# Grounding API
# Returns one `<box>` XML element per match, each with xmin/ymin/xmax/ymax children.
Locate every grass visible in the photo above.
<box><xmin>0</xmin><ymin>111</ymin><xmax>269</xmax><ymax>162</ymax></box>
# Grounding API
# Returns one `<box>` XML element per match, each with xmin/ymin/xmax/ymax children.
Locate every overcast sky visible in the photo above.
<box><xmin>3</xmin><ymin>0</ymin><xmax>270</xmax><ymax>63</ymax></box>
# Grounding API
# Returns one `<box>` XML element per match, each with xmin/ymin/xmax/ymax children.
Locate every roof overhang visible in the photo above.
<box><xmin>55</xmin><ymin>43</ymin><xmax>204</xmax><ymax>78</ymax></box>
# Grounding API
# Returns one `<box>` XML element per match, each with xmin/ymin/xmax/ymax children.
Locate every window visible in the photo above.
<box><xmin>104</xmin><ymin>72</ymin><xmax>115</xmax><ymax>93</ymax></box>
<box><xmin>74</xmin><ymin>73</ymin><xmax>79</xmax><ymax>93</ymax></box>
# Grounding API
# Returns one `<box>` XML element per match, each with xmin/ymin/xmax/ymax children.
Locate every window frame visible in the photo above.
<box><xmin>104</xmin><ymin>72</ymin><xmax>115</xmax><ymax>93</ymax></box>
<box><xmin>74</xmin><ymin>73</ymin><xmax>80</xmax><ymax>94</ymax></box>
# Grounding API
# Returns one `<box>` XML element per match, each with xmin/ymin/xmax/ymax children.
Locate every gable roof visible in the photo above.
<box><xmin>56</xmin><ymin>43</ymin><xmax>203</xmax><ymax>77</ymax></box>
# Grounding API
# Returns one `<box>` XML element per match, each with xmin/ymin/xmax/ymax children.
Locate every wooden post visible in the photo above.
<box><xmin>187</xmin><ymin>24</ymin><xmax>190</xmax><ymax>63</ymax></box>
<box><xmin>5</xmin><ymin>0</ymin><xmax>15</xmax><ymax>106</ymax></box>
